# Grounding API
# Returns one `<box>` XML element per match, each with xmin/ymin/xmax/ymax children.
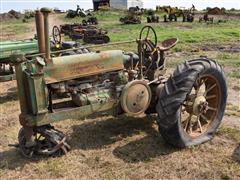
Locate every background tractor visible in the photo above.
<box><xmin>182</xmin><ymin>5</ymin><xmax>195</xmax><ymax>22</ymax></box>
<box><xmin>146</xmin><ymin>9</ymin><xmax>159</xmax><ymax>23</ymax></box>
<box><xmin>12</xmin><ymin>8</ymin><xmax>227</xmax><ymax>158</ymax></box>
<box><xmin>66</xmin><ymin>5</ymin><xmax>87</xmax><ymax>18</ymax></box>
<box><xmin>53</xmin><ymin>24</ymin><xmax>110</xmax><ymax>44</ymax></box>
<box><xmin>163</xmin><ymin>6</ymin><xmax>180</xmax><ymax>22</ymax></box>
<box><xmin>120</xmin><ymin>7</ymin><xmax>142</xmax><ymax>24</ymax></box>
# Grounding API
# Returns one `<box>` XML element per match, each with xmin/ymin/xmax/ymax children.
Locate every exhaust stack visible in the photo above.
<box><xmin>40</xmin><ymin>8</ymin><xmax>51</xmax><ymax>62</ymax></box>
<box><xmin>35</xmin><ymin>10</ymin><xmax>45</xmax><ymax>56</ymax></box>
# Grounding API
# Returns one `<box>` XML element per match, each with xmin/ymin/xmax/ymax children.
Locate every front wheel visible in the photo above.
<box><xmin>156</xmin><ymin>59</ymin><xmax>227</xmax><ymax>147</ymax></box>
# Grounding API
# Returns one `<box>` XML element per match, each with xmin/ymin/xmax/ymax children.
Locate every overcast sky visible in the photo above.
<box><xmin>1</xmin><ymin>0</ymin><xmax>239</xmax><ymax>13</ymax></box>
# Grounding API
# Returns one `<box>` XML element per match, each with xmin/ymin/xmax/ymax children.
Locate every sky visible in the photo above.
<box><xmin>1</xmin><ymin>0</ymin><xmax>239</xmax><ymax>13</ymax></box>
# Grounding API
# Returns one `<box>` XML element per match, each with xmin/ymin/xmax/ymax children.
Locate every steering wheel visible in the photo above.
<box><xmin>138</xmin><ymin>26</ymin><xmax>159</xmax><ymax>78</ymax></box>
<box><xmin>52</xmin><ymin>26</ymin><xmax>61</xmax><ymax>44</ymax></box>
<box><xmin>139</xmin><ymin>26</ymin><xmax>157</xmax><ymax>48</ymax></box>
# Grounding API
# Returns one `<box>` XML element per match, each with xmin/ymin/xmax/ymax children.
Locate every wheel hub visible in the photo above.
<box><xmin>192</xmin><ymin>96</ymin><xmax>207</xmax><ymax>115</ymax></box>
<box><xmin>186</xmin><ymin>95</ymin><xmax>208</xmax><ymax>116</ymax></box>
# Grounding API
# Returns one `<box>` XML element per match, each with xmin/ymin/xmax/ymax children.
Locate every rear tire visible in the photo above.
<box><xmin>156</xmin><ymin>59</ymin><xmax>227</xmax><ymax>147</ymax></box>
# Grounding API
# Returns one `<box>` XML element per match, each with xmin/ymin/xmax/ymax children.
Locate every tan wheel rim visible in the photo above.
<box><xmin>181</xmin><ymin>75</ymin><xmax>220</xmax><ymax>138</ymax></box>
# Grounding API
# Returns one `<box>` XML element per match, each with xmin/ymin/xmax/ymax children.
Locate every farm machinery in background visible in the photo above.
<box><xmin>120</xmin><ymin>6</ymin><xmax>142</xmax><ymax>24</ymax></box>
<box><xmin>0</xmin><ymin>11</ymin><xmax>90</xmax><ymax>83</ymax></box>
<box><xmin>162</xmin><ymin>6</ymin><xmax>180</xmax><ymax>22</ymax></box>
<box><xmin>146</xmin><ymin>9</ymin><xmax>159</xmax><ymax>23</ymax></box>
<box><xmin>66</xmin><ymin>5</ymin><xmax>91</xmax><ymax>18</ymax></box>
<box><xmin>53</xmin><ymin>23</ymin><xmax>110</xmax><ymax>44</ymax></box>
<box><xmin>199</xmin><ymin>13</ymin><xmax>214</xmax><ymax>23</ymax></box>
<box><xmin>11</xmin><ymin>8</ymin><xmax>227</xmax><ymax>158</ymax></box>
<box><xmin>158</xmin><ymin>5</ymin><xmax>195</xmax><ymax>22</ymax></box>
<box><xmin>82</xmin><ymin>16</ymin><xmax>98</xmax><ymax>25</ymax></box>
<box><xmin>182</xmin><ymin>5</ymin><xmax>195</xmax><ymax>22</ymax></box>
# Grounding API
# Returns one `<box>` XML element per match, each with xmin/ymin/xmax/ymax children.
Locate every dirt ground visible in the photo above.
<box><xmin>0</xmin><ymin>13</ymin><xmax>240</xmax><ymax>179</ymax></box>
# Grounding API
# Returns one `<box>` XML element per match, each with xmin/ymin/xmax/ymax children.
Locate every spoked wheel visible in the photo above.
<box><xmin>18</xmin><ymin>125</ymin><xmax>71</xmax><ymax>158</ymax></box>
<box><xmin>182</xmin><ymin>75</ymin><xmax>220</xmax><ymax>137</ymax></box>
<box><xmin>52</xmin><ymin>26</ymin><xmax>61</xmax><ymax>44</ymax></box>
<box><xmin>18</xmin><ymin>128</ymin><xmax>35</xmax><ymax>158</ymax></box>
<box><xmin>156</xmin><ymin>58</ymin><xmax>227</xmax><ymax>147</ymax></box>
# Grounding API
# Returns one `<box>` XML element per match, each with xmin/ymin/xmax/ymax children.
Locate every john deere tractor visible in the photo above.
<box><xmin>11</xmin><ymin>8</ymin><xmax>227</xmax><ymax>158</ymax></box>
<box><xmin>0</xmin><ymin>39</ymin><xmax>38</xmax><ymax>82</ymax></box>
<box><xmin>163</xmin><ymin>6</ymin><xmax>180</xmax><ymax>22</ymax></box>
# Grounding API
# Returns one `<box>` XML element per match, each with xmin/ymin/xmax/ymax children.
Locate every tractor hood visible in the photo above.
<box><xmin>44</xmin><ymin>50</ymin><xmax>124</xmax><ymax>84</ymax></box>
<box><xmin>0</xmin><ymin>40</ymin><xmax>38</xmax><ymax>62</ymax></box>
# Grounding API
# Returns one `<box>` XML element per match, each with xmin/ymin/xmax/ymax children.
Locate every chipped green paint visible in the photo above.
<box><xmin>21</xmin><ymin>100</ymin><xmax>117</xmax><ymax>126</ymax></box>
<box><xmin>14</xmin><ymin>49</ymin><xmax>124</xmax><ymax>126</ymax></box>
<box><xmin>44</xmin><ymin>50</ymin><xmax>124</xmax><ymax>84</ymax></box>
<box><xmin>0</xmin><ymin>40</ymin><xmax>38</xmax><ymax>61</ymax></box>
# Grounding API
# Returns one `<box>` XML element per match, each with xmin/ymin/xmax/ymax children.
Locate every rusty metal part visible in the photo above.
<box><xmin>157</xmin><ymin>38</ymin><xmax>178</xmax><ymax>52</ymax></box>
<box><xmin>121</xmin><ymin>80</ymin><xmax>152</xmax><ymax>116</ymax></box>
<box><xmin>18</xmin><ymin>125</ymin><xmax>70</xmax><ymax>158</ymax></box>
<box><xmin>35</xmin><ymin>10</ymin><xmax>45</xmax><ymax>56</ymax></box>
<box><xmin>181</xmin><ymin>75</ymin><xmax>220</xmax><ymax>137</ymax></box>
<box><xmin>60</xmin><ymin>23</ymin><xmax>109</xmax><ymax>44</ymax></box>
<box><xmin>137</xmin><ymin>40</ymin><xmax>144</xmax><ymax>79</ymax></box>
<box><xmin>192</xmin><ymin>96</ymin><xmax>207</xmax><ymax>115</ymax></box>
<box><xmin>52</xmin><ymin>26</ymin><xmax>61</xmax><ymax>44</ymax></box>
<box><xmin>44</xmin><ymin>50</ymin><xmax>124</xmax><ymax>84</ymax></box>
<box><xmin>40</xmin><ymin>8</ymin><xmax>51</xmax><ymax>61</ymax></box>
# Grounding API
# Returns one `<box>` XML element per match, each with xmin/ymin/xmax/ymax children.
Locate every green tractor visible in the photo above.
<box><xmin>0</xmin><ymin>40</ymin><xmax>39</xmax><ymax>82</ymax></box>
<box><xmin>12</xmin><ymin>8</ymin><xmax>227</xmax><ymax>158</ymax></box>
